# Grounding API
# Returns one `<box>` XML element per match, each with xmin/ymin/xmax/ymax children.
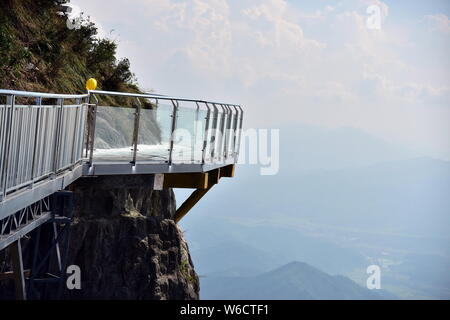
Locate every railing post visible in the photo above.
<box><xmin>201</xmin><ymin>103</ymin><xmax>211</xmax><ymax>165</ymax></box>
<box><xmin>223</xmin><ymin>104</ymin><xmax>232</xmax><ymax>162</ymax></box>
<box><xmin>236</xmin><ymin>105</ymin><xmax>244</xmax><ymax>161</ymax></box>
<box><xmin>217</xmin><ymin>104</ymin><xmax>227</xmax><ymax>163</ymax></box>
<box><xmin>84</xmin><ymin>98</ymin><xmax>90</xmax><ymax>159</ymax></box>
<box><xmin>193</xmin><ymin>102</ymin><xmax>200</xmax><ymax>163</ymax></box>
<box><xmin>70</xmin><ymin>98</ymin><xmax>82</xmax><ymax>166</ymax></box>
<box><xmin>210</xmin><ymin>104</ymin><xmax>219</xmax><ymax>160</ymax></box>
<box><xmin>230</xmin><ymin>105</ymin><xmax>239</xmax><ymax>160</ymax></box>
<box><xmin>168</xmin><ymin>100</ymin><xmax>179</xmax><ymax>166</ymax></box>
<box><xmin>221</xmin><ymin>104</ymin><xmax>227</xmax><ymax>162</ymax></box>
<box><xmin>10</xmin><ymin>239</ymin><xmax>27</xmax><ymax>300</ymax></box>
<box><xmin>131</xmin><ymin>98</ymin><xmax>142</xmax><ymax>165</ymax></box>
<box><xmin>82</xmin><ymin>96</ymin><xmax>90</xmax><ymax>160</ymax></box>
<box><xmin>88</xmin><ymin>95</ymin><xmax>98</xmax><ymax>166</ymax></box>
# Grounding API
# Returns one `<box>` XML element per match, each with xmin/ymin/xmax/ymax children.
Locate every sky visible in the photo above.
<box><xmin>71</xmin><ymin>0</ymin><xmax>450</xmax><ymax>160</ymax></box>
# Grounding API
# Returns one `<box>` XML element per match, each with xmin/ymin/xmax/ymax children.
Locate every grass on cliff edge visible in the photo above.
<box><xmin>0</xmin><ymin>0</ymin><xmax>144</xmax><ymax>107</ymax></box>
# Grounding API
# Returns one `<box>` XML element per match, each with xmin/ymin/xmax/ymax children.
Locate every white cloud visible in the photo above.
<box><xmin>424</xmin><ymin>14</ymin><xmax>450</xmax><ymax>34</ymax></box>
<box><xmin>71</xmin><ymin>0</ymin><xmax>450</xmax><ymax>159</ymax></box>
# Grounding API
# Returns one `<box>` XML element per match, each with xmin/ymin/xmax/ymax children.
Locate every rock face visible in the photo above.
<box><xmin>63</xmin><ymin>176</ymin><xmax>199</xmax><ymax>300</ymax></box>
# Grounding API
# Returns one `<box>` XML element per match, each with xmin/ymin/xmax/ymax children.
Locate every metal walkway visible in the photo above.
<box><xmin>0</xmin><ymin>88</ymin><xmax>243</xmax><ymax>252</ymax></box>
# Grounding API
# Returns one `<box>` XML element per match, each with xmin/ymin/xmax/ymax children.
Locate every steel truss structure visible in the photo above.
<box><xmin>0</xmin><ymin>197</ymin><xmax>51</xmax><ymax>251</ymax></box>
<box><xmin>0</xmin><ymin>191</ymin><xmax>73</xmax><ymax>300</ymax></box>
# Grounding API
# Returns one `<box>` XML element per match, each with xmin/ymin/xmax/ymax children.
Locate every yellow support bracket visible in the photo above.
<box><xmin>163</xmin><ymin>172</ymin><xmax>210</xmax><ymax>189</ymax></box>
<box><xmin>165</xmin><ymin>165</ymin><xmax>235</xmax><ymax>223</ymax></box>
<box><xmin>174</xmin><ymin>186</ymin><xmax>214</xmax><ymax>223</ymax></box>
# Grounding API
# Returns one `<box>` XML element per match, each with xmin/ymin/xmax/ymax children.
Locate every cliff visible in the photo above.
<box><xmin>0</xmin><ymin>0</ymin><xmax>200</xmax><ymax>300</ymax></box>
<box><xmin>0</xmin><ymin>0</ymin><xmax>142</xmax><ymax>107</ymax></box>
<box><xmin>64</xmin><ymin>176</ymin><xmax>199</xmax><ymax>300</ymax></box>
<box><xmin>0</xmin><ymin>176</ymin><xmax>200</xmax><ymax>300</ymax></box>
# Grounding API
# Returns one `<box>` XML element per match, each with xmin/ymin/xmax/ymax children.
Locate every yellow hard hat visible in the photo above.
<box><xmin>85</xmin><ymin>78</ymin><xmax>98</xmax><ymax>91</ymax></box>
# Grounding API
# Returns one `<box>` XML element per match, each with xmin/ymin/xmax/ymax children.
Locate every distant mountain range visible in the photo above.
<box><xmin>188</xmin><ymin>226</ymin><xmax>367</xmax><ymax>276</ymax></box>
<box><xmin>180</xmin><ymin>125</ymin><xmax>450</xmax><ymax>299</ymax></box>
<box><xmin>201</xmin><ymin>261</ymin><xmax>393</xmax><ymax>300</ymax></box>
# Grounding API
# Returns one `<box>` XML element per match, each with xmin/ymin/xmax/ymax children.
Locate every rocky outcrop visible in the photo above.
<box><xmin>63</xmin><ymin>176</ymin><xmax>199</xmax><ymax>300</ymax></box>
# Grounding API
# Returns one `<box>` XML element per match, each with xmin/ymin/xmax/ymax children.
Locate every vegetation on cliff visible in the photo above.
<box><xmin>0</xmin><ymin>0</ymin><xmax>140</xmax><ymax>106</ymax></box>
<box><xmin>0</xmin><ymin>1</ymin><xmax>198</xmax><ymax>300</ymax></box>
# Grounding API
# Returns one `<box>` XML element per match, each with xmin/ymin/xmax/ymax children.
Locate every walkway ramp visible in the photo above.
<box><xmin>0</xmin><ymin>88</ymin><xmax>243</xmax><ymax>251</ymax></box>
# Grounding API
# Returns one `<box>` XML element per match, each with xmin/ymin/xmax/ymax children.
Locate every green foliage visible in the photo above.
<box><xmin>88</xmin><ymin>39</ymin><xmax>137</xmax><ymax>92</ymax></box>
<box><xmin>0</xmin><ymin>19</ymin><xmax>32</xmax><ymax>81</ymax></box>
<box><xmin>180</xmin><ymin>259</ymin><xmax>197</xmax><ymax>284</ymax></box>
<box><xmin>0</xmin><ymin>0</ymin><xmax>139</xmax><ymax>104</ymax></box>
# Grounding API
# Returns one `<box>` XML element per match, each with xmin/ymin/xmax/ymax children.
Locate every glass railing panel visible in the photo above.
<box><xmin>224</xmin><ymin>106</ymin><xmax>233</xmax><ymax>161</ymax></box>
<box><xmin>226</xmin><ymin>107</ymin><xmax>237</xmax><ymax>160</ymax></box>
<box><xmin>213</xmin><ymin>105</ymin><xmax>226</xmax><ymax>162</ymax></box>
<box><xmin>136</xmin><ymin>101</ymin><xmax>173</xmax><ymax>163</ymax></box>
<box><xmin>203</xmin><ymin>104</ymin><xmax>214</xmax><ymax>164</ymax></box>
<box><xmin>234</xmin><ymin>108</ymin><xmax>243</xmax><ymax>160</ymax></box>
<box><xmin>93</xmin><ymin>106</ymin><xmax>135</xmax><ymax>162</ymax></box>
<box><xmin>172</xmin><ymin>101</ymin><xmax>206</xmax><ymax>163</ymax></box>
<box><xmin>82</xmin><ymin>105</ymin><xmax>92</xmax><ymax>159</ymax></box>
<box><xmin>74</xmin><ymin>104</ymin><xmax>87</xmax><ymax>162</ymax></box>
<box><xmin>197</xmin><ymin>103</ymin><xmax>210</xmax><ymax>163</ymax></box>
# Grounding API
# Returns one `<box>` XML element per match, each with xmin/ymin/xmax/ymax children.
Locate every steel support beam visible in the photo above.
<box><xmin>0</xmin><ymin>269</ymin><xmax>30</xmax><ymax>281</ymax></box>
<box><xmin>163</xmin><ymin>166</ymin><xmax>227</xmax><ymax>190</ymax></box>
<box><xmin>170</xmin><ymin>165</ymin><xmax>235</xmax><ymax>223</ymax></box>
<box><xmin>10</xmin><ymin>239</ymin><xmax>26</xmax><ymax>300</ymax></box>
<box><xmin>174</xmin><ymin>186</ymin><xmax>213</xmax><ymax>223</ymax></box>
<box><xmin>131</xmin><ymin>98</ymin><xmax>142</xmax><ymax>164</ymax></box>
<box><xmin>0</xmin><ymin>212</ymin><xmax>52</xmax><ymax>251</ymax></box>
<box><xmin>27</xmin><ymin>191</ymin><xmax>74</xmax><ymax>300</ymax></box>
<box><xmin>219</xmin><ymin>164</ymin><xmax>235</xmax><ymax>178</ymax></box>
<box><xmin>163</xmin><ymin>172</ymin><xmax>209</xmax><ymax>189</ymax></box>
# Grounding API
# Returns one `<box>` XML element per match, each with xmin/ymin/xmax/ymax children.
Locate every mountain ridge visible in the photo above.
<box><xmin>201</xmin><ymin>261</ymin><xmax>392</xmax><ymax>300</ymax></box>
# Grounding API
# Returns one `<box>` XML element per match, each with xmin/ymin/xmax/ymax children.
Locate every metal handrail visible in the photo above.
<box><xmin>0</xmin><ymin>90</ymin><xmax>89</xmax><ymax>204</ymax></box>
<box><xmin>90</xmin><ymin>90</ymin><xmax>241</xmax><ymax>107</ymax></box>
<box><xmin>88</xmin><ymin>90</ymin><xmax>243</xmax><ymax>165</ymax></box>
<box><xmin>0</xmin><ymin>89</ymin><xmax>89</xmax><ymax>100</ymax></box>
<box><xmin>0</xmin><ymin>88</ymin><xmax>243</xmax><ymax>201</ymax></box>
<box><xmin>0</xmin><ymin>89</ymin><xmax>241</xmax><ymax>107</ymax></box>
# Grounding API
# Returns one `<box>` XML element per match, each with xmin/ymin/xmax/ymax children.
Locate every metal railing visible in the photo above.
<box><xmin>0</xmin><ymin>88</ymin><xmax>243</xmax><ymax>206</ymax></box>
<box><xmin>0</xmin><ymin>90</ymin><xmax>89</xmax><ymax>203</ymax></box>
<box><xmin>87</xmin><ymin>90</ymin><xmax>243</xmax><ymax>167</ymax></box>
